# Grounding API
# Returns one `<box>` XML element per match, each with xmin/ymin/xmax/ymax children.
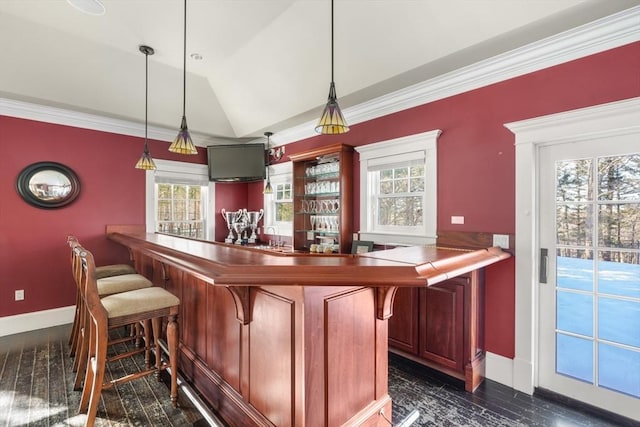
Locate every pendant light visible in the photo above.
<box><xmin>315</xmin><ymin>0</ymin><xmax>349</xmax><ymax>134</ymax></box>
<box><xmin>135</xmin><ymin>45</ymin><xmax>157</xmax><ymax>170</ymax></box>
<box><xmin>169</xmin><ymin>0</ymin><xmax>198</xmax><ymax>155</ymax></box>
<box><xmin>263</xmin><ymin>132</ymin><xmax>274</xmax><ymax>194</ymax></box>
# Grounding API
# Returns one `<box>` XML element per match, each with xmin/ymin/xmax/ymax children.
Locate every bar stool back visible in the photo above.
<box><xmin>67</xmin><ymin>236</ymin><xmax>153</xmax><ymax>391</ymax></box>
<box><xmin>67</xmin><ymin>235</ymin><xmax>136</xmax><ymax>354</ymax></box>
<box><xmin>77</xmin><ymin>245</ymin><xmax>180</xmax><ymax>427</ymax></box>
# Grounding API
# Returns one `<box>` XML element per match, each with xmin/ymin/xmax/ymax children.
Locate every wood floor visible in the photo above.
<box><xmin>388</xmin><ymin>353</ymin><xmax>636</xmax><ymax>426</ymax></box>
<box><xmin>0</xmin><ymin>324</ymin><xmax>203</xmax><ymax>427</ymax></box>
<box><xmin>0</xmin><ymin>325</ymin><xmax>635</xmax><ymax>426</ymax></box>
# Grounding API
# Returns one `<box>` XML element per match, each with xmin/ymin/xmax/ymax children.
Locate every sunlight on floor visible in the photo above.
<box><xmin>0</xmin><ymin>391</ymin><xmax>68</xmax><ymax>425</ymax></box>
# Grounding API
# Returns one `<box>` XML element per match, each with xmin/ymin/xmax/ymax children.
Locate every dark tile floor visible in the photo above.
<box><xmin>388</xmin><ymin>353</ymin><xmax>638</xmax><ymax>427</ymax></box>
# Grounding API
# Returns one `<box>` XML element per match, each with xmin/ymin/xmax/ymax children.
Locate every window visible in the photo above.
<box><xmin>157</xmin><ymin>183</ymin><xmax>205</xmax><ymax>238</ymax></box>
<box><xmin>263</xmin><ymin>161</ymin><xmax>293</xmax><ymax>236</ymax></box>
<box><xmin>375</xmin><ymin>163</ymin><xmax>425</xmax><ymax>229</ymax></box>
<box><xmin>356</xmin><ymin>130</ymin><xmax>440</xmax><ymax>245</ymax></box>
<box><xmin>273</xmin><ymin>181</ymin><xmax>293</xmax><ymax>223</ymax></box>
<box><xmin>145</xmin><ymin>159</ymin><xmax>214</xmax><ymax>240</ymax></box>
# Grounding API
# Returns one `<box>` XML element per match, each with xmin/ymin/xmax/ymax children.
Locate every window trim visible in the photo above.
<box><xmin>145</xmin><ymin>159</ymin><xmax>215</xmax><ymax>240</ymax></box>
<box><xmin>356</xmin><ymin>129</ymin><xmax>440</xmax><ymax>246</ymax></box>
<box><xmin>263</xmin><ymin>161</ymin><xmax>293</xmax><ymax>237</ymax></box>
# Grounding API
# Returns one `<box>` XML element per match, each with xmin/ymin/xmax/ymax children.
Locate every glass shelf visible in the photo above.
<box><xmin>296</xmin><ymin>192</ymin><xmax>340</xmax><ymax>198</ymax></box>
<box><xmin>296</xmin><ymin>211</ymin><xmax>339</xmax><ymax>216</ymax></box>
<box><xmin>297</xmin><ymin>171</ymin><xmax>340</xmax><ymax>181</ymax></box>
<box><xmin>295</xmin><ymin>229</ymin><xmax>339</xmax><ymax>236</ymax></box>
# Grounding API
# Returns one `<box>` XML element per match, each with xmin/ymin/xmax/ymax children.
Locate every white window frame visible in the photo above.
<box><xmin>356</xmin><ymin>130</ymin><xmax>440</xmax><ymax>246</ymax></box>
<box><xmin>145</xmin><ymin>159</ymin><xmax>215</xmax><ymax>240</ymax></box>
<box><xmin>262</xmin><ymin>161</ymin><xmax>293</xmax><ymax>237</ymax></box>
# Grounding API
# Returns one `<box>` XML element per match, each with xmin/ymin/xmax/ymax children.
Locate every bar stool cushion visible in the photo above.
<box><xmin>97</xmin><ymin>274</ymin><xmax>152</xmax><ymax>297</ymax></box>
<box><xmin>100</xmin><ymin>287</ymin><xmax>180</xmax><ymax>319</ymax></box>
<box><xmin>95</xmin><ymin>264</ymin><xmax>136</xmax><ymax>280</ymax></box>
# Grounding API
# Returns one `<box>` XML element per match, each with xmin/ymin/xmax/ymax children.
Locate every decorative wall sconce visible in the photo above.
<box><xmin>269</xmin><ymin>145</ymin><xmax>285</xmax><ymax>162</ymax></box>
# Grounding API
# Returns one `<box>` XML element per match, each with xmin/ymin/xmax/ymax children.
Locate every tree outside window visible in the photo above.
<box><xmin>377</xmin><ymin>165</ymin><xmax>425</xmax><ymax>228</ymax></box>
<box><xmin>274</xmin><ymin>182</ymin><xmax>293</xmax><ymax>222</ymax></box>
<box><xmin>157</xmin><ymin>183</ymin><xmax>205</xmax><ymax>239</ymax></box>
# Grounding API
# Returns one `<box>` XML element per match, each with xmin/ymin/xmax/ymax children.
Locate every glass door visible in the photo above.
<box><xmin>538</xmin><ymin>135</ymin><xmax>639</xmax><ymax>421</ymax></box>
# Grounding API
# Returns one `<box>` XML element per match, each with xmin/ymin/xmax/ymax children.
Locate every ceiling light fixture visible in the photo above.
<box><xmin>263</xmin><ymin>132</ymin><xmax>274</xmax><ymax>194</ymax></box>
<box><xmin>66</xmin><ymin>0</ymin><xmax>105</xmax><ymax>16</ymax></box>
<box><xmin>315</xmin><ymin>0</ymin><xmax>349</xmax><ymax>135</ymax></box>
<box><xmin>169</xmin><ymin>0</ymin><xmax>198</xmax><ymax>155</ymax></box>
<box><xmin>135</xmin><ymin>45</ymin><xmax>157</xmax><ymax>170</ymax></box>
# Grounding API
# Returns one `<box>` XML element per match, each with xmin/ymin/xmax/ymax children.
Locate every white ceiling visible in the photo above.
<box><xmin>0</xmin><ymin>0</ymin><xmax>638</xmax><ymax>142</ymax></box>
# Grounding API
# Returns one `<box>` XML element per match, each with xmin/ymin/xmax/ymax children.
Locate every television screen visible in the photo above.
<box><xmin>207</xmin><ymin>144</ymin><xmax>266</xmax><ymax>182</ymax></box>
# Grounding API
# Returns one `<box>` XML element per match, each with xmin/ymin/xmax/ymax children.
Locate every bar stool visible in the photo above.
<box><xmin>76</xmin><ymin>245</ymin><xmax>180</xmax><ymax>427</ymax></box>
<box><xmin>67</xmin><ymin>236</ymin><xmax>154</xmax><ymax>390</ymax></box>
<box><xmin>67</xmin><ymin>235</ymin><xmax>137</xmax><ymax>355</ymax></box>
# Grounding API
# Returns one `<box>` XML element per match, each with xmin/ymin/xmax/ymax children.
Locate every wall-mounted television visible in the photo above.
<box><xmin>207</xmin><ymin>143</ymin><xmax>266</xmax><ymax>182</ymax></box>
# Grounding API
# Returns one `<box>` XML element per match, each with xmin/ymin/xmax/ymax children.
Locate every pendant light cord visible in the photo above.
<box><xmin>145</xmin><ymin>52</ymin><xmax>148</xmax><ymax>140</ymax></box>
<box><xmin>136</xmin><ymin>44</ymin><xmax>155</xmax><ymax>168</ymax></box>
<box><xmin>330</xmin><ymin>0</ymin><xmax>334</xmax><ymax>83</ymax></box>
<box><xmin>182</xmin><ymin>0</ymin><xmax>187</xmax><ymax>117</ymax></box>
<box><xmin>144</xmin><ymin>49</ymin><xmax>149</xmax><ymax>149</ymax></box>
<box><xmin>266</xmin><ymin>134</ymin><xmax>270</xmax><ymax>180</ymax></box>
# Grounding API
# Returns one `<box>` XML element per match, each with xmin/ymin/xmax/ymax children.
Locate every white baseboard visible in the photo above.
<box><xmin>512</xmin><ymin>356</ymin><xmax>535</xmax><ymax>394</ymax></box>
<box><xmin>0</xmin><ymin>306</ymin><xmax>74</xmax><ymax>337</ymax></box>
<box><xmin>485</xmin><ymin>351</ymin><xmax>516</xmax><ymax>390</ymax></box>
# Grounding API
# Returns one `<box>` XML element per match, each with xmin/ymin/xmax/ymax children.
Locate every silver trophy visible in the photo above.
<box><xmin>233</xmin><ymin>209</ymin><xmax>248</xmax><ymax>244</ymax></box>
<box><xmin>245</xmin><ymin>209</ymin><xmax>264</xmax><ymax>244</ymax></box>
<box><xmin>221</xmin><ymin>208</ymin><xmax>242</xmax><ymax>243</ymax></box>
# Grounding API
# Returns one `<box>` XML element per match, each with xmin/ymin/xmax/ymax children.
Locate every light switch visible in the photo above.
<box><xmin>451</xmin><ymin>216</ymin><xmax>464</xmax><ymax>224</ymax></box>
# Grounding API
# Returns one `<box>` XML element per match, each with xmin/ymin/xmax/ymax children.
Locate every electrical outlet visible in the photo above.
<box><xmin>492</xmin><ymin>234</ymin><xmax>510</xmax><ymax>249</ymax></box>
<box><xmin>15</xmin><ymin>289</ymin><xmax>25</xmax><ymax>301</ymax></box>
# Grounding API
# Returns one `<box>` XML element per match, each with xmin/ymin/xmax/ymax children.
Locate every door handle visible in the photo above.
<box><xmin>539</xmin><ymin>248</ymin><xmax>548</xmax><ymax>284</ymax></box>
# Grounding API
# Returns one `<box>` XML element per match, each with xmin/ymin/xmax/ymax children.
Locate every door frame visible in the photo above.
<box><xmin>505</xmin><ymin>96</ymin><xmax>640</xmax><ymax>394</ymax></box>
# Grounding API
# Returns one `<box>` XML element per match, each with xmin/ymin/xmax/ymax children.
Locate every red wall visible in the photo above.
<box><xmin>1</xmin><ymin>42</ymin><xmax>638</xmax><ymax>359</ymax></box>
<box><xmin>0</xmin><ymin>118</ymin><xmax>205</xmax><ymax>317</ymax></box>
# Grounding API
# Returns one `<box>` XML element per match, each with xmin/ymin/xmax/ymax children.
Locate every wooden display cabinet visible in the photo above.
<box><xmin>289</xmin><ymin>143</ymin><xmax>354</xmax><ymax>254</ymax></box>
<box><xmin>388</xmin><ymin>270</ymin><xmax>486</xmax><ymax>392</ymax></box>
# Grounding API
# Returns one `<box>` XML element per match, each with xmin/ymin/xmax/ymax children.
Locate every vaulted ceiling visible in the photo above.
<box><xmin>0</xmin><ymin>0</ymin><xmax>637</xmax><ymax>143</ymax></box>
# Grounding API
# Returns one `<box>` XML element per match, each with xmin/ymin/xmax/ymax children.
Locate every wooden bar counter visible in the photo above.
<box><xmin>107</xmin><ymin>228</ymin><xmax>510</xmax><ymax>427</ymax></box>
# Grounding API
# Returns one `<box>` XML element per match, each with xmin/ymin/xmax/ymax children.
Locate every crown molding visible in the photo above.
<box><xmin>0</xmin><ymin>97</ymin><xmax>217</xmax><ymax>147</ymax></box>
<box><xmin>1</xmin><ymin>6</ymin><xmax>638</xmax><ymax>147</ymax></box>
<box><xmin>276</xmin><ymin>6</ymin><xmax>640</xmax><ymax>145</ymax></box>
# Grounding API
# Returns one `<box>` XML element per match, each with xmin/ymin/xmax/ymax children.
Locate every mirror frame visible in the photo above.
<box><xmin>16</xmin><ymin>162</ymin><xmax>81</xmax><ymax>209</ymax></box>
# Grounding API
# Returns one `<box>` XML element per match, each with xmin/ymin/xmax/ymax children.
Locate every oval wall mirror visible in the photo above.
<box><xmin>16</xmin><ymin>162</ymin><xmax>81</xmax><ymax>209</ymax></box>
